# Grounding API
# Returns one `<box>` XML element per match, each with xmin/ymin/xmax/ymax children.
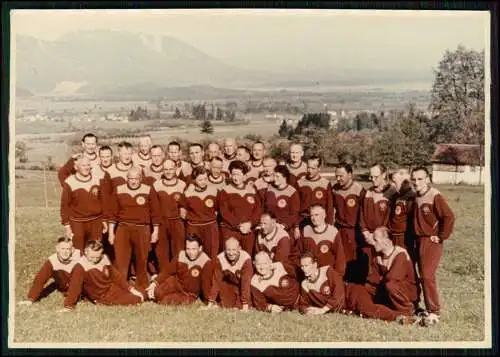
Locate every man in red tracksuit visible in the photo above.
<box><xmin>207</xmin><ymin>157</ymin><xmax>227</xmax><ymax>192</ymax></box>
<box><xmin>19</xmin><ymin>237</ymin><xmax>81</xmax><ymax>305</ymax></box>
<box><xmin>179</xmin><ymin>143</ymin><xmax>206</xmax><ymax>183</ymax></box>
<box><xmin>332</xmin><ymin>162</ymin><xmax>365</xmax><ymax>283</ymax></box>
<box><xmin>132</xmin><ymin>135</ymin><xmax>153</xmax><ymax>168</ymax></box>
<box><xmin>183</xmin><ymin>166</ymin><xmax>220</xmax><ymax>259</ymax></box>
<box><xmin>108</xmin><ymin>166</ymin><xmax>161</xmax><ymax>292</ymax></box>
<box><xmin>62</xmin><ymin>240</ymin><xmax>144</xmax><ymax>310</ymax></box>
<box><xmin>285</xmin><ymin>143</ymin><xmax>307</xmax><ymax>188</ymax></box>
<box><xmin>153</xmin><ymin>159</ymin><xmax>187</xmax><ymax>266</ymax></box>
<box><xmin>246</xmin><ymin>141</ymin><xmax>266</xmax><ymax>184</ymax></box>
<box><xmin>58</xmin><ymin>133</ymin><xmax>100</xmax><ymax>186</ymax></box>
<box><xmin>167</xmin><ymin>141</ymin><xmax>191</xmax><ymax>179</ymax></box>
<box><xmin>60</xmin><ymin>156</ymin><xmax>106</xmax><ymax>252</ymax></box>
<box><xmin>146</xmin><ymin>234</ymin><xmax>213</xmax><ymax>305</ymax></box>
<box><xmin>222</xmin><ymin>138</ymin><xmax>238</xmax><ymax>175</ymax></box>
<box><xmin>297</xmin><ymin>155</ymin><xmax>334</xmax><ymax>227</ymax></box>
<box><xmin>389</xmin><ymin>168</ymin><xmax>420</xmax><ymax>311</ymax></box>
<box><xmin>253</xmin><ymin>157</ymin><xmax>276</xmax><ymax>203</ymax></box>
<box><xmin>142</xmin><ymin>145</ymin><xmax>165</xmax><ymax>186</ymax></box>
<box><xmin>255</xmin><ymin>212</ymin><xmax>295</xmax><ymax>267</ymax></box>
<box><xmin>250</xmin><ymin>251</ymin><xmax>300</xmax><ymax>313</ymax></box>
<box><xmin>219</xmin><ymin>160</ymin><xmax>262</xmax><ymax>255</ymax></box>
<box><xmin>412</xmin><ymin>166</ymin><xmax>455</xmax><ymax>326</ymax></box>
<box><xmin>344</xmin><ymin>227</ymin><xmax>420</xmax><ymax>325</ymax></box>
<box><xmin>296</xmin><ymin>205</ymin><xmax>346</xmax><ymax>277</ymax></box>
<box><xmin>265</xmin><ymin>165</ymin><xmax>301</xmax><ymax>240</ymax></box>
<box><xmin>297</xmin><ymin>252</ymin><xmax>345</xmax><ymax>315</ymax></box>
<box><xmin>202</xmin><ymin>238</ymin><xmax>253</xmax><ymax>311</ymax></box>
<box><xmin>359</xmin><ymin>163</ymin><xmax>397</xmax><ymax>283</ymax></box>
<box><xmin>103</xmin><ymin>141</ymin><xmax>135</xmax><ymax>205</ymax></box>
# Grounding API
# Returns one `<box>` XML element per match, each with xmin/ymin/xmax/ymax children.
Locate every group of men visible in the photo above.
<box><xmin>20</xmin><ymin>133</ymin><xmax>455</xmax><ymax>328</ymax></box>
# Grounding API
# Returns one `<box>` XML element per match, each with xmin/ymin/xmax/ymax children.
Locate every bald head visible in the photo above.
<box><xmin>254</xmin><ymin>251</ymin><xmax>272</xmax><ymax>264</ymax></box>
<box><xmin>224</xmin><ymin>138</ymin><xmax>237</xmax><ymax>156</ymax></box>
<box><xmin>374</xmin><ymin>226</ymin><xmax>390</xmax><ymax>240</ymax></box>
<box><xmin>76</xmin><ymin>156</ymin><xmax>90</xmax><ymax>167</ymax></box>
<box><xmin>127</xmin><ymin>166</ymin><xmax>142</xmax><ymax>189</ymax></box>
<box><xmin>162</xmin><ymin>159</ymin><xmax>177</xmax><ymax>180</ymax></box>
<box><xmin>128</xmin><ymin>166</ymin><xmax>142</xmax><ymax>178</ymax></box>
<box><xmin>254</xmin><ymin>251</ymin><xmax>273</xmax><ymax>277</ymax></box>
<box><xmin>225</xmin><ymin>237</ymin><xmax>240</xmax><ymax>250</ymax></box>
<box><xmin>373</xmin><ymin>226</ymin><xmax>393</xmax><ymax>253</ymax></box>
<box><xmin>224</xmin><ymin>237</ymin><xmax>241</xmax><ymax>262</ymax></box>
<box><xmin>163</xmin><ymin>159</ymin><xmax>176</xmax><ymax>170</ymax></box>
<box><xmin>289</xmin><ymin>144</ymin><xmax>304</xmax><ymax>163</ymax></box>
<box><xmin>138</xmin><ymin>135</ymin><xmax>152</xmax><ymax>155</ymax></box>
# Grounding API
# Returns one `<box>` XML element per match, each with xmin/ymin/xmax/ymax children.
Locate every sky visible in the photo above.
<box><xmin>11</xmin><ymin>9</ymin><xmax>489</xmax><ymax>73</ymax></box>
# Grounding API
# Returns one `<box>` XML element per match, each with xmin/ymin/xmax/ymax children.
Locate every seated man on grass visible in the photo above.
<box><xmin>61</xmin><ymin>240</ymin><xmax>144</xmax><ymax>311</ymax></box>
<box><xmin>344</xmin><ymin>227</ymin><xmax>421</xmax><ymax>326</ymax></box>
<box><xmin>250</xmin><ymin>251</ymin><xmax>300</xmax><ymax>313</ymax></box>
<box><xmin>19</xmin><ymin>237</ymin><xmax>81</xmax><ymax>305</ymax></box>
<box><xmin>146</xmin><ymin>234</ymin><xmax>213</xmax><ymax>306</ymax></box>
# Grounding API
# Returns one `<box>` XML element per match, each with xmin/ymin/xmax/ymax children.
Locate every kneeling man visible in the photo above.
<box><xmin>63</xmin><ymin>240</ymin><xmax>144</xmax><ymax>310</ymax></box>
<box><xmin>250</xmin><ymin>252</ymin><xmax>300</xmax><ymax>313</ymax></box>
<box><xmin>345</xmin><ymin>227</ymin><xmax>419</xmax><ymax>324</ymax></box>
<box><xmin>146</xmin><ymin>234</ymin><xmax>213</xmax><ymax>305</ymax></box>
<box><xmin>297</xmin><ymin>252</ymin><xmax>345</xmax><ymax>315</ymax></box>
<box><xmin>203</xmin><ymin>238</ymin><xmax>253</xmax><ymax>311</ymax></box>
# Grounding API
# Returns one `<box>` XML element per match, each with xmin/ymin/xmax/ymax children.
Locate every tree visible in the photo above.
<box><xmin>429</xmin><ymin>45</ymin><xmax>485</xmax><ymax>143</ymax></box>
<box><xmin>16</xmin><ymin>141</ymin><xmax>28</xmax><ymax>163</ymax></box>
<box><xmin>278</xmin><ymin>119</ymin><xmax>291</xmax><ymax>137</ymax></box>
<box><xmin>354</xmin><ymin>112</ymin><xmax>375</xmax><ymax>131</ymax></box>
<box><xmin>192</xmin><ymin>104</ymin><xmax>207</xmax><ymax>120</ymax></box>
<box><xmin>200</xmin><ymin>119</ymin><xmax>214</xmax><ymax>134</ymax></box>
<box><xmin>224</xmin><ymin>110</ymin><xmax>236</xmax><ymax>122</ymax></box>
<box><xmin>292</xmin><ymin>112</ymin><xmax>330</xmax><ymax>136</ymax></box>
<box><xmin>216</xmin><ymin>106</ymin><xmax>223</xmax><ymax>121</ymax></box>
<box><xmin>129</xmin><ymin>106</ymin><xmax>150</xmax><ymax>121</ymax></box>
<box><xmin>226</xmin><ymin>101</ymin><xmax>238</xmax><ymax>111</ymax></box>
<box><xmin>372</xmin><ymin>103</ymin><xmax>435</xmax><ymax>169</ymax></box>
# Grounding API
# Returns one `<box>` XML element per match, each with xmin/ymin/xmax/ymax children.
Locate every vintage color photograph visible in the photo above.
<box><xmin>8</xmin><ymin>9</ymin><xmax>491</xmax><ymax>348</ymax></box>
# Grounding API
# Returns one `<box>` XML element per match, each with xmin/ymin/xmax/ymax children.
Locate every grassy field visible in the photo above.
<box><xmin>10</xmin><ymin>170</ymin><xmax>487</xmax><ymax>345</ymax></box>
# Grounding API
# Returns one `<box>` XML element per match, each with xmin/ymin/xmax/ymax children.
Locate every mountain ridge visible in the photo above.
<box><xmin>15</xmin><ymin>30</ymin><xmax>433</xmax><ymax>98</ymax></box>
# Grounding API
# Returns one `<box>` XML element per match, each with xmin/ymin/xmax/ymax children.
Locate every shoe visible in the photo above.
<box><xmin>421</xmin><ymin>312</ymin><xmax>440</xmax><ymax>327</ymax></box>
<box><xmin>415</xmin><ymin>308</ymin><xmax>428</xmax><ymax>318</ymax></box>
<box><xmin>396</xmin><ymin>315</ymin><xmax>422</xmax><ymax>326</ymax></box>
<box><xmin>341</xmin><ymin>309</ymin><xmax>354</xmax><ymax>316</ymax></box>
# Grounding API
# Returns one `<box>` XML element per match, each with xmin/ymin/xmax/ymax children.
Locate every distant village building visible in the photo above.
<box><xmin>431</xmin><ymin>143</ymin><xmax>485</xmax><ymax>185</ymax></box>
<box><xmin>268</xmin><ymin>113</ymin><xmax>285</xmax><ymax>121</ymax></box>
<box><xmin>329</xmin><ymin>117</ymin><xmax>338</xmax><ymax>130</ymax></box>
